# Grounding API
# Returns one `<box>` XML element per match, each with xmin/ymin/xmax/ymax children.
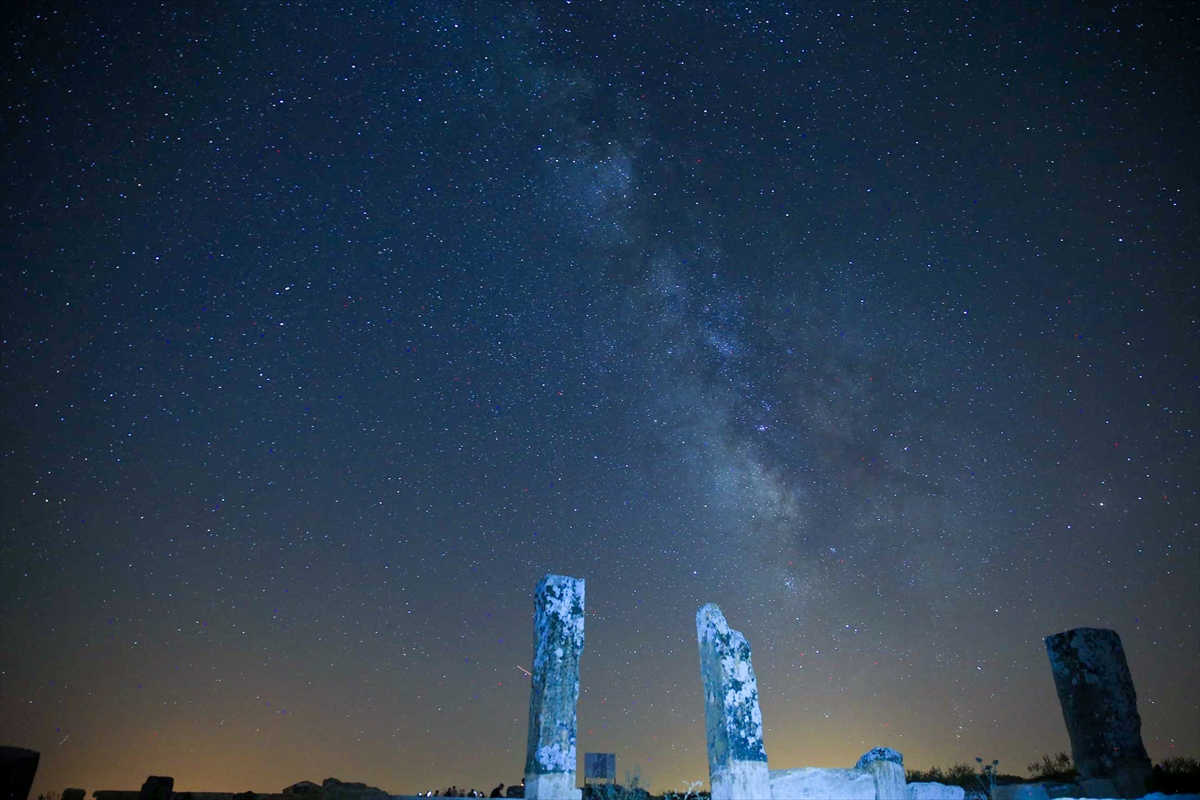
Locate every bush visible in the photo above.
<box><xmin>1027</xmin><ymin>751</ymin><xmax>1076</xmax><ymax>782</ymax></box>
<box><xmin>905</xmin><ymin>763</ymin><xmax>978</xmax><ymax>788</ymax></box>
<box><xmin>1147</xmin><ymin>757</ymin><xmax>1200</xmax><ymax>795</ymax></box>
<box><xmin>905</xmin><ymin>764</ymin><xmax>937</xmax><ymax>785</ymax></box>
<box><xmin>581</xmin><ymin>784</ymin><xmax>648</xmax><ymax>800</ymax></box>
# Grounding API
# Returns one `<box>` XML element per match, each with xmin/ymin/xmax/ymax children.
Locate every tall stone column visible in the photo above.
<box><xmin>696</xmin><ymin>603</ymin><xmax>771</xmax><ymax>800</ymax></box>
<box><xmin>1045</xmin><ymin>627</ymin><xmax>1152</xmax><ymax>799</ymax></box>
<box><xmin>524</xmin><ymin>574</ymin><xmax>586</xmax><ymax>800</ymax></box>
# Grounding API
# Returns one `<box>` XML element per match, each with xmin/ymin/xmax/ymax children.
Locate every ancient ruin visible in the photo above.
<box><xmin>766</xmin><ymin>747</ymin><xmax>918</xmax><ymax>800</ymax></box>
<box><xmin>695</xmin><ymin>603</ymin><xmax>772</xmax><ymax>800</ymax></box>
<box><xmin>1045</xmin><ymin>627</ymin><xmax>1153</xmax><ymax>799</ymax></box>
<box><xmin>25</xmin><ymin>595</ymin><xmax>1166</xmax><ymax>800</ymax></box>
<box><xmin>693</xmin><ymin>604</ymin><xmax>934</xmax><ymax>800</ymax></box>
<box><xmin>854</xmin><ymin>747</ymin><xmax>906</xmax><ymax>800</ymax></box>
<box><xmin>523</xmin><ymin>574</ymin><xmax>586</xmax><ymax>800</ymax></box>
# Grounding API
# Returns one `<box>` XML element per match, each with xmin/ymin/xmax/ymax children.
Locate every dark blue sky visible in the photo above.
<box><xmin>2</xmin><ymin>2</ymin><xmax>1197</xmax><ymax>795</ymax></box>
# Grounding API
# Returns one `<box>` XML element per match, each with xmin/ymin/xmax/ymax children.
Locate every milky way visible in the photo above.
<box><xmin>2</xmin><ymin>2</ymin><xmax>1196</xmax><ymax>795</ymax></box>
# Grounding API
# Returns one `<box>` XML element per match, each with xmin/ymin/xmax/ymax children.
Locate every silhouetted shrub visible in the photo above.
<box><xmin>905</xmin><ymin>762</ymin><xmax>978</xmax><ymax>787</ymax></box>
<box><xmin>1027</xmin><ymin>751</ymin><xmax>1076</xmax><ymax>782</ymax></box>
<box><xmin>1146</xmin><ymin>757</ymin><xmax>1200</xmax><ymax>795</ymax></box>
<box><xmin>905</xmin><ymin>767</ymin><xmax>934</xmax><ymax>782</ymax></box>
<box><xmin>974</xmin><ymin>758</ymin><xmax>1001</xmax><ymax>799</ymax></box>
<box><xmin>581</xmin><ymin>784</ymin><xmax>648</xmax><ymax>800</ymax></box>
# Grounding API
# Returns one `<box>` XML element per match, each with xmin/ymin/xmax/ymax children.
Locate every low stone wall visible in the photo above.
<box><xmin>767</xmin><ymin>747</ymin><xmax>915</xmax><ymax>800</ymax></box>
<box><xmin>907</xmin><ymin>783</ymin><xmax>966</xmax><ymax>800</ymax></box>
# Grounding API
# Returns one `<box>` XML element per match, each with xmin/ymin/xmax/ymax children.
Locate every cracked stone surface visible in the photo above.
<box><xmin>1045</xmin><ymin>628</ymin><xmax>1152</xmax><ymax>799</ymax></box>
<box><xmin>524</xmin><ymin>575</ymin><xmax>585</xmax><ymax>800</ymax></box>
<box><xmin>697</xmin><ymin>603</ymin><xmax>771</xmax><ymax>800</ymax></box>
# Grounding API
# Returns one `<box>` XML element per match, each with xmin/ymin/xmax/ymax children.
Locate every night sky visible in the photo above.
<box><xmin>2</xmin><ymin>2</ymin><xmax>1197</xmax><ymax>796</ymax></box>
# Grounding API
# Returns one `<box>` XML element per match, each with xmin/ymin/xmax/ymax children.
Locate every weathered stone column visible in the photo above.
<box><xmin>524</xmin><ymin>574</ymin><xmax>586</xmax><ymax>800</ymax></box>
<box><xmin>1045</xmin><ymin>627</ymin><xmax>1152</xmax><ymax>799</ymax></box>
<box><xmin>855</xmin><ymin>747</ymin><xmax>906</xmax><ymax>800</ymax></box>
<box><xmin>696</xmin><ymin>603</ymin><xmax>771</xmax><ymax>800</ymax></box>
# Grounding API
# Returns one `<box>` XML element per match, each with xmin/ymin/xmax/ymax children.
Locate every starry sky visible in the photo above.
<box><xmin>2</xmin><ymin>2</ymin><xmax>1197</xmax><ymax>796</ymax></box>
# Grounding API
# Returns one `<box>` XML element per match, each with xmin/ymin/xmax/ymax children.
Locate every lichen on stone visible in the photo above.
<box><xmin>525</xmin><ymin>575</ymin><xmax>586</xmax><ymax>782</ymax></box>
<box><xmin>534</xmin><ymin>740</ymin><xmax>577</xmax><ymax>774</ymax></box>
<box><xmin>855</xmin><ymin>746</ymin><xmax>904</xmax><ymax>768</ymax></box>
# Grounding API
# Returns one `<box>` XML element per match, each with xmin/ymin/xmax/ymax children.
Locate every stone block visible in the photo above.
<box><xmin>905</xmin><ymin>783</ymin><xmax>965</xmax><ymax>800</ymax></box>
<box><xmin>1038</xmin><ymin>782</ymin><xmax>1083</xmax><ymax>799</ymax></box>
<box><xmin>769</xmin><ymin>767</ymin><xmax>875</xmax><ymax>799</ymax></box>
<box><xmin>992</xmin><ymin>785</ymin><xmax>1050</xmax><ymax>800</ymax></box>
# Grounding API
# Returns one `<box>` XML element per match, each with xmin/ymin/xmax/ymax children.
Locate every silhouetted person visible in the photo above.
<box><xmin>490</xmin><ymin>785</ymin><xmax>504</xmax><ymax>798</ymax></box>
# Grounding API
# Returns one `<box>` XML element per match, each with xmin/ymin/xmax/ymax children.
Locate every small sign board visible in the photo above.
<box><xmin>584</xmin><ymin>752</ymin><xmax>616</xmax><ymax>784</ymax></box>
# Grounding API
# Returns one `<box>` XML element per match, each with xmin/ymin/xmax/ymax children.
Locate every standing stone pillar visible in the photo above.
<box><xmin>855</xmin><ymin>747</ymin><xmax>906</xmax><ymax>800</ymax></box>
<box><xmin>524</xmin><ymin>574</ymin><xmax>586</xmax><ymax>800</ymax></box>
<box><xmin>696</xmin><ymin>604</ymin><xmax>771</xmax><ymax>800</ymax></box>
<box><xmin>1045</xmin><ymin>628</ymin><xmax>1152</xmax><ymax>799</ymax></box>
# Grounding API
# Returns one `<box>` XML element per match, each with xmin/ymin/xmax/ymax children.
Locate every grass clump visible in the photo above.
<box><xmin>658</xmin><ymin>780</ymin><xmax>707</xmax><ymax>800</ymax></box>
